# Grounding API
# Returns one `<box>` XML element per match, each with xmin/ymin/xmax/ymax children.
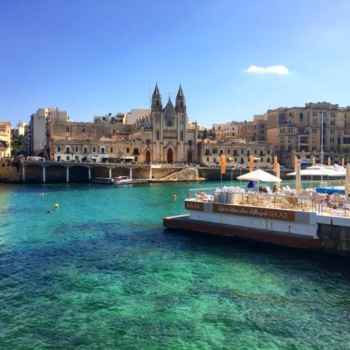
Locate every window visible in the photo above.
<box><xmin>126</xmin><ymin>148</ymin><xmax>129</xmax><ymax>153</ymax></box>
<box><xmin>156</xmin><ymin>130</ymin><xmax>160</xmax><ymax>141</ymax></box>
<box><xmin>66</xmin><ymin>126</ymin><xmax>70</xmax><ymax>132</ymax></box>
<box><xmin>101</xmin><ymin>147</ymin><xmax>105</xmax><ymax>154</ymax></box>
<box><xmin>82</xmin><ymin>128</ymin><xmax>85</xmax><ymax>133</ymax></box>
<box><xmin>74</xmin><ymin>146</ymin><xmax>79</xmax><ymax>152</ymax></box>
<box><xmin>83</xmin><ymin>147</ymin><xmax>88</xmax><ymax>154</ymax></box>
<box><xmin>57</xmin><ymin>146</ymin><xmax>61</xmax><ymax>152</ymax></box>
<box><xmin>92</xmin><ymin>146</ymin><xmax>97</xmax><ymax>153</ymax></box>
<box><xmin>180</xmin><ymin>130</ymin><xmax>184</xmax><ymax>141</ymax></box>
<box><xmin>65</xmin><ymin>147</ymin><xmax>70</xmax><ymax>154</ymax></box>
<box><xmin>110</xmin><ymin>147</ymin><xmax>113</xmax><ymax>153</ymax></box>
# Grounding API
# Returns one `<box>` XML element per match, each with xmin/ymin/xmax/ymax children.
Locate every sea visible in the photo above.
<box><xmin>1</xmin><ymin>181</ymin><xmax>350</xmax><ymax>350</ymax></box>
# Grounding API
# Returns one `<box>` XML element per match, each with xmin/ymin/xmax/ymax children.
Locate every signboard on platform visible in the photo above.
<box><xmin>185</xmin><ymin>201</ymin><xmax>204</xmax><ymax>211</ymax></box>
<box><xmin>213</xmin><ymin>204</ymin><xmax>296</xmax><ymax>222</ymax></box>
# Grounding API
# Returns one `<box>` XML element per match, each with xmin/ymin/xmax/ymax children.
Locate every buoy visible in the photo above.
<box><xmin>54</xmin><ymin>204</ymin><xmax>59</xmax><ymax>208</ymax></box>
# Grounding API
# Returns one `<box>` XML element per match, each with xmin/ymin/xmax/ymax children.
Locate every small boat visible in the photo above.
<box><xmin>92</xmin><ymin>177</ymin><xmax>114</xmax><ymax>184</ymax></box>
<box><xmin>113</xmin><ymin>176</ymin><xmax>133</xmax><ymax>185</ymax></box>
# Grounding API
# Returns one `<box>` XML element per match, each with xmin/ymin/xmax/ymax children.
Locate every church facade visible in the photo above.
<box><xmin>46</xmin><ymin>84</ymin><xmax>198</xmax><ymax>164</ymax></box>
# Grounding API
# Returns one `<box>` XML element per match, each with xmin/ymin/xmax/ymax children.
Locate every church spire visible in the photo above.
<box><xmin>175</xmin><ymin>84</ymin><xmax>186</xmax><ymax>113</ymax></box>
<box><xmin>151</xmin><ymin>83</ymin><xmax>162</xmax><ymax>112</ymax></box>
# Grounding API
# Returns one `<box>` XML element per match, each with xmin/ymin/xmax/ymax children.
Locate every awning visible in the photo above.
<box><xmin>227</xmin><ymin>157</ymin><xmax>233</xmax><ymax>161</ymax></box>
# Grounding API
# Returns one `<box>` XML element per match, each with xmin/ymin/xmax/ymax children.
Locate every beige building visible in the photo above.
<box><xmin>198</xmin><ymin>139</ymin><xmax>274</xmax><ymax>168</ymax></box>
<box><xmin>0</xmin><ymin>122</ymin><xmax>11</xmax><ymax>159</ymax></box>
<box><xmin>237</xmin><ymin>115</ymin><xmax>267</xmax><ymax>143</ymax></box>
<box><xmin>47</xmin><ymin>84</ymin><xmax>198</xmax><ymax>164</ymax></box>
<box><xmin>265</xmin><ymin>102</ymin><xmax>350</xmax><ymax>167</ymax></box>
<box><xmin>212</xmin><ymin>122</ymin><xmax>239</xmax><ymax>142</ymax></box>
<box><xmin>28</xmin><ymin>108</ymin><xmax>69</xmax><ymax>156</ymax></box>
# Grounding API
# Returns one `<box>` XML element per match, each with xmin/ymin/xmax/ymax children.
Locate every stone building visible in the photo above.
<box><xmin>46</xmin><ymin>84</ymin><xmax>198</xmax><ymax>164</ymax></box>
<box><xmin>0</xmin><ymin>122</ymin><xmax>11</xmax><ymax>159</ymax></box>
<box><xmin>212</xmin><ymin>122</ymin><xmax>239</xmax><ymax>142</ymax></box>
<box><xmin>237</xmin><ymin>115</ymin><xmax>267</xmax><ymax>142</ymax></box>
<box><xmin>265</xmin><ymin>102</ymin><xmax>350</xmax><ymax>167</ymax></box>
<box><xmin>198</xmin><ymin>139</ymin><xmax>273</xmax><ymax>168</ymax></box>
<box><xmin>28</xmin><ymin>108</ymin><xmax>69</xmax><ymax>156</ymax></box>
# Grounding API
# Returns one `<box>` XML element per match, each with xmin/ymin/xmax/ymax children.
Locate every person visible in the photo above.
<box><xmin>247</xmin><ymin>180</ymin><xmax>256</xmax><ymax>189</ymax></box>
<box><xmin>273</xmin><ymin>185</ymin><xmax>278</xmax><ymax>193</ymax></box>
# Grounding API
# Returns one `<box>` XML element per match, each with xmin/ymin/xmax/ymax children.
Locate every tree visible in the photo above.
<box><xmin>11</xmin><ymin>132</ymin><xmax>25</xmax><ymax>156</ymax></box>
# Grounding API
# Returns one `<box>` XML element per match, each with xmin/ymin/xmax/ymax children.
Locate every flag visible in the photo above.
<box><xmin>273</xmin><ymin>156</ymin><xmax>278</xmax><ymax>173</ymax></box>
<box><xmin>220</xmin><ymin>154</ymin><xmax>226</xmax><ymax>174</ymax></box>
<box><xmin>249</xmin><ymin>155</ymin><xmax>254</xmax><ymax>172</ymax></box>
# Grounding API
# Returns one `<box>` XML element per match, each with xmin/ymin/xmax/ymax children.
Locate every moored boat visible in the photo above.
<box><xmin>164</xmin><ymin>185</ymin><xmax>350</xmax><ymax>256</ymax></box>
<box><xmin>113</xmin><ymin>176</ymin><xmax>133</xmax><ymax>185</ymax></box>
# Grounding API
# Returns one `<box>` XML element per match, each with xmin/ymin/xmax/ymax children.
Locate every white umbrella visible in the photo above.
<box><xmin>287</xmin><ymin>167</ymin><xmax>345</xmax><ymax>177</ymax></box>
<box><xmin>237</xmin><ymin>169</ymin><xmax>282</xmax><ymax>191</ymax></box>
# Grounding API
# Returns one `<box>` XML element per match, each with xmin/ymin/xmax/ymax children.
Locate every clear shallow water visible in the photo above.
<box><xmin>1</xmin><ymin>182</ymin><xmax>350</xmax><ymax>350</ymax></box>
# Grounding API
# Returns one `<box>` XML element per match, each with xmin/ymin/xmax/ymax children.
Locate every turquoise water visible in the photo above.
<box><xmin>1</xmin><ymin>182</ymin><xmax>350</xmax><ymax>349</ymax></box>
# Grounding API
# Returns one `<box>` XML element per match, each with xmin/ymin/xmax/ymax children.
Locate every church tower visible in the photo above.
<box><xmin>151</xmin><ymin>83</ymin><xmax>162</xmax><ymax>112</ymax></box>
<box><xmin>175</xmin><ymin>84</ymin><xmax>186</xmax><ymax>113</ymax></box>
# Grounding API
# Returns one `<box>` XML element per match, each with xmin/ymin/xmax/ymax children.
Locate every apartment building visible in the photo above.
<box><xmin>265</xmin><ymin>102</ymin><xmax>350</xmax><ymax>167</ymax></box>
<box><xmin>0</xmin><ymin>122</ymin><xmax>11</xmax><ymax>159</ymax></box>
<box><xmin>28</xmin><ymin>108</ymin><xmax>69</xmax><ymax>156</ymax></box>
<box><xmin>237</xmin><ymin>115</ymin><xmax>267</xmax><ymax>142</ymax></box>
<box><xmin>198</xmin><ymin>139</ymin><xmax>273</xmax><ymax>168</ymax></box>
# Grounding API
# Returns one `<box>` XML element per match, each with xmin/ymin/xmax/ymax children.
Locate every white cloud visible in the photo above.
<box><xmin>245</xmin><ymin>65</ymin><xmax>289</xmax><ymax>75</ymax></box>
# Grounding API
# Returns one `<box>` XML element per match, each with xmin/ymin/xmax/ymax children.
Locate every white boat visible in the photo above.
<box><xmin>164</xmin><ymin>185</ymin><xmax>350</xmax><ymax>256</ymax></box>
<box><xmin>113</xmin><ymin>176</ymin><xmax>133</xmax><ymax>185</ymax></box>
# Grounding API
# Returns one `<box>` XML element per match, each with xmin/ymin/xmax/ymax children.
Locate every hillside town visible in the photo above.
<box><xmin>1</xmin><ymin>84</ymin><xmax>350</xmax><ymax>170</ymax></box>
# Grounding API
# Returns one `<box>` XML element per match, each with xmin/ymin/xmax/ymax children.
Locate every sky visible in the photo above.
<box><xmin>1</xmin><ymin>0</ymin><xmax>350</xmax><ymax>128</ymax></box>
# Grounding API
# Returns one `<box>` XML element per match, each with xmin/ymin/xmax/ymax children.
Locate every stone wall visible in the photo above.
<box><xmin>0</xmin><ymin>160</ymin><xmax>22</xmax><ymax>183</ymax></box>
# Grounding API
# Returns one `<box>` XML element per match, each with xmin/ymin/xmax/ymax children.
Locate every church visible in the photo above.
<box><xmin>46</xmin><ymin>84</ymin><xmax>199</xmax><ymax>164</ymax></box>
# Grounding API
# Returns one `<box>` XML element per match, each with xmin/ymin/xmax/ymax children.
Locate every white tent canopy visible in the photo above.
<box><xmin>237</xmin><ymin>169</ymin><xmax>282</xmax><ymax>183</ymax></box>
<box><xmin>287</xmin><ymin>165</ymin><xmax>346</xmax><ymax>177</ymax></box>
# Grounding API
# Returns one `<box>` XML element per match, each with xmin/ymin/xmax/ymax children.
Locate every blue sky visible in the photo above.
<box><xmin>1</xmin><ymin>0</ymin><xmax>350</xmax><ymax>127</ymax></box>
